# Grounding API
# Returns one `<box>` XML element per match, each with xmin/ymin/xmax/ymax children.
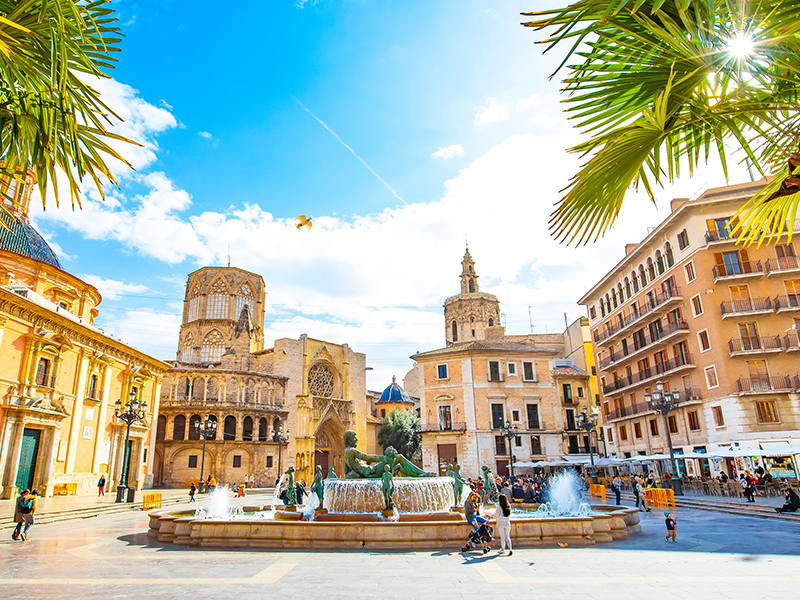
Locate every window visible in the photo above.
<box><xmin>188</xmin><ymin>455</ymin><xmax>198</xmax><ymax>468</ymax></box>
<box><xmin>625</xmin><ymin>277</ymin><xmax>631</xmax><ymax>298</ymax></box>
<box><xmin>647</xmin><ymin>257</ymin><xmax>656</xmax><ymax>281</ymax></box>
<box><xmin>522</xmin><ymin>362</ymin><xmax>536</xmax><ymax>381</ymax></box>
<box><xmin>685</xmin><ymin>261</ymin><xmax>696</xmax><ymax>282</ymax></box>
<box><xmin>233</xmin><ymin>455</ymin><xmax>242</xmax><ymax>468</ymax></box>
<box><xmin>235</xmin><ymin>283</ymin><xmax>255</xmax><ymax>320</ymax></box>
<box><xmin>495</xmin><ymin>436</ymin><xmax>507</xmax><ymax>455</ymax></box>
<box><xmin>568</xmin><ymin>435</ymin><xmax>580</xmax><ymax>454</ymax></box>
<box><xmin>713</xmin><ymin>406</ymin><xmax>725</xmax><ymax>427</ymax></box>
<box><xmin>508</xmin><ymin>363</ymin><xmax>517</xmax><ymax>376</ymax></box>
<box><xmin>181</xmin><ymin>333</ymin><xmax>194</xmax><ymax>362</ymax></box>
<box><xmin>491</xmin><ymin>404</ymin><xmax>505</xmax><ymax>429</ymax></box>
<box><xmin>668</xmin><ymin>415</ymin><xmax>678</xmax><ymax>434</ymax></box>
<box><xmin>639</xmin><ymin>264</ymin><xmax>647</xmax><ymax>286</ymax></box>
<box><xmin>88</xmin><ymin>374</ymin><xmax>99</xmax><ymax>399</ymax></box>
<box><xmin>606</xmin><ymin>428</ymin><xmax>613</xmax><ymax>443</ymax></box>
<box><xmin>590</xmin><ymin>306</ymin><xmax>596</xmax><ymax>319</ymax></box>
<box><xmin>677</xmin><ymin>229</ymin><xmax>690</xmax><ymax>250</ymax></box>
<box><xmin>488</xmin><ymin>318</ymin><xmax>494</xmax><ymax>327</ymax></box>
<box><xmin>511</xmin><ymin>409</ymin><xmax>520</xmax><ymax>422</ymax></box>
<box><xmin>437</xmin><ymin>364</ymin><xmax>448</xmax><ymax>379</ymax></box>
<box><xmin>600</xmin><ymin>301</ymin><xmax>606</xmax><ymax>317</ymax></box>
<box><xmin>705</xmin><ymin>365</ymin><xmax>719</xmax><ymax>389</ymax></box>
<box><xmin>656</xmin><ymin>250</ymin><xmax>665</xmax><ymax>274</ymax></box>
<box><xmin>634</xmin><ymin>422</ymin><xmax>643</xmax><ymax>438</ymax></box>
<box><xmin>562</xmin><ymin>383</ymin><xmax>573</xmax><ymax>401</ymax></box>
<box><xmin>515</xmin><ymin>436</ymin><xmax>522</xmax><ymax>447</ymax></box>
<box><xmin>451</xmin><ymin>321</ymin><xmax>458</xmax><ymax>341</ymax></box>
<box><xmin>200</xmin><ymin>330</ymin><xmax>225</xmax><ymax>363</ymax></box>
<box><xmin>206</xmin><ymin>280</ymin><xmax>229</xmax><ymax>319</ymax></box>
<box><xmin>786</xmin><ymin>279</ymin><xmax>800</xmax><ymax>307</ymax></box>
<box><xmin>619</xmin><ymin>425</ymin><xmax>628</xmax><ymax>441</ymax></box>
<box><xmin>187</xmin><ymin>285</ymin><xmax>200</xmax><ymax>322</ymax></box>
<box><xmin>715</xmin><ymin>249</ymin><xmax>749</xmax><ymax>277</ymax></box>
<box><xmin>489</xmin><ymin>361</ymin><xmax>502</xmax><ymax>382</ymax></box>
<box><xmin>526</xmin><ymin>404</ymin><xmax>540</xmax><ymax>429</ymax></box>
<box><xmin>266</xmin><ymin>456</ymin><xmax>273</xmax><ymax>468</ymax></box>
<box><xmin>691</xmin><ymin>294</ymin><xmax>703</xmax><ymax>317</ymax></box>
<box><xmin>438</xmin><ymin>405</ymin><xmax>453</xmax><ymax>430</ymax></box>
<box><xmin>565</xmin><ymin>409</ymin><xmax>576</xmax><ymax>430</ymax></box>
<box><xmin>698</xmin><ymin>330</ymin><xmax>711</xmax><ymax>352</ymax></box>
<box><xmin>632</xmin><ymin>270</ymin><xmax>640</xmax><ymax>293</ymax></box>
<box><xmin>756</xmin><ymin>401</ymin><xmax>779</xmax><ymax>423</ymax></box>
<box><xmin>649</xmin><ymin>419</ymin><xmax>659</xmax><ymax>436</ymax></box>
<box><xmin>530</xmin><ymin>436</ymin><xmax>542</xmax><ymax>455</ymax></box>
<box><xmin>687</xmin><ymin>410</ymin><xmax>701</xmax><ymax>431</ymax></box>
<box><xmin>739</xmin><ymin>322</ymin><xmax>760</xmax><ymax>350</ymax></box>
<box><xmin>380</xmin><ymin>409</ymin><xmax>386</xmax><ymax>418</ymax></box>
<box><xmin>577</xmin><ymin>387</ymin><xmax>584</xmax><ymax>398</ymax></box>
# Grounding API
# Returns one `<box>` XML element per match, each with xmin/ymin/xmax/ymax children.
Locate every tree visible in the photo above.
<box><xmin>523</xmin><ymin>0</ymin><xmax>800</xmax><ymax>246</ymax></box>
<box><xmin>0</xmin><ymin>0</ymin><xmax>135</xmax><ymax>210</ymax></box>
<box><xmin>377</xmin><ymin>409</ymin><xmax>422</xmax><ymax>463</ymax></box>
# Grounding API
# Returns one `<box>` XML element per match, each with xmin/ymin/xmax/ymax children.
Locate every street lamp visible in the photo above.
<box><xmin>272</xmin><ymin>425</ymin><xmax>290</xmax><ymax>477</ymax></box>
<box><xmin>501</xmin><ymin>420</ymin><xmax>519</xmax><ymax>479</ymax></box>
<box><xmin>194</xmin><ymin>414</ymin><xmax>217</xmax><ymax>492</ymax></box>
<box><xmin>114</xmin><ymin>388</ymin><xmax>148</xmax><ymax>503</ymax></box>
<box><xmin>576</xmin><ymin>408</ymin><xmax>599</xmax><ymax>483</ymax></box>
<box><xmin>644</xmin><ymin>380</ymin><xmax>683</xmax><ymax>492</ymax></box>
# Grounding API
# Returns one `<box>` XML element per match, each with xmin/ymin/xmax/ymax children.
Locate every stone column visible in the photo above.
<box><xmin>65</xmin><ymin>351</ymin><xmax>90</xmax><ymax>473</ymax></box>
<box><xmin>91</xmin><ymin>364</ymin><xmax>113</xmax><ymax>473</ymax></box>
<box><xmin>165</xmin><ymin>415</ymin><xmax>174</xmax><ymax>441</ymax></box>
<box><xmin>3</xmin><ymin>418</ymin><xmax>25</xmax><ymax>498</ymax></box>
<box><xmin>39</xmin><ymin>426</ymin><xmax>59</xmax><ymax>497</ymax></box>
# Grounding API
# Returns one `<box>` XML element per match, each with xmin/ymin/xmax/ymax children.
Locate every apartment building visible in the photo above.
<box><xmin>579</xmin><ymin>180</ymin><xmax>800</xmax><ymax>478</ymax></box>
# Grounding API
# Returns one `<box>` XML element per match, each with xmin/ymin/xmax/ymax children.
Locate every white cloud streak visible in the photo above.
<box><xmin>474</xmin><ymin>97</ymin><xmax>509</xmax><ymax>126</ymax></box>
<box><xmin>79</xmin><ymin>275</ymin><xmax>149</xmax><ymax>301</ymax></box>
<box><xmin>431</xmin><ymin>144</ymin><xmax>465</xmax><ymax>159</ymax></box>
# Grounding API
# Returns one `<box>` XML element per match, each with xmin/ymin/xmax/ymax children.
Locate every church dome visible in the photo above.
<box><xmin>378</xmin><ymin>376</ymin><xmax>412</xmax><ymax>404</ymax></box>
<box><xmin>0</xmin><ymin>210</ymin><xmax>62</xmax><ymax>269</ymax></box>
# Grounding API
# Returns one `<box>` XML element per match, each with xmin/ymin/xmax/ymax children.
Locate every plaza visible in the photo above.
<box><xmin>1</xmin><ymin>494</ymin><xmax>800</xmax><ymax>600</ymax></box>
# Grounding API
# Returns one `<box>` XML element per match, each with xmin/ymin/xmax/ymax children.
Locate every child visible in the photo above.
<box><xmin>665</xmin><ymin>510</ymin><xmax>677</xmax><ymax>542</ymax></box>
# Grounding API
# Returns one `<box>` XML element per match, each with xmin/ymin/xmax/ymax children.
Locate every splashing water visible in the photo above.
<box><xmin>537</xmin><ymin>471</ymin><xmax>592</xmax><ymax>517</ymax></box>
<box><xmin>270</xmin><ymin>473</ymin><xmax>287</xmax><ymax>512</ymax></box>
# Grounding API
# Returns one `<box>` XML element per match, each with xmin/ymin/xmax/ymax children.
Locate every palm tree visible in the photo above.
<box><xmin>0</xmin><ymin>0</ymin><xmax>135</xmax><ymax>211</ymax></box>
<box><xmin>523</xmin><ymin>0</ymin><xmax>800</xmax><ymax>246</ymax></box>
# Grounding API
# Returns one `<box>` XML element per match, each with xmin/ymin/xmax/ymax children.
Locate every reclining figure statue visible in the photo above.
<box><xmin>343</xmin><ymin>430</ymin><xmax>432</xmax><ymax>478</ymax></box>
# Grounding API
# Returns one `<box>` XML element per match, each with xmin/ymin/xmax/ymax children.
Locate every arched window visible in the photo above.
<box><xmin>208</xmin><ymin>415</ymin><xmax>218</xmax><ymax>440</ymax></box>
<box><xmin>631</xmin><ymin>270</ymin><xmax>639</xmax><ymax>293</ymax></box>
<box><xmin>617</xmin><ymin>283</ymin><xmax>624</xmax><ymax>303</ymax></box>
<box><xmin>656</xmin><ymin>250</ymin><xmax>665</xmax><ymax>274</ymax></box>
<box><xmin>181</xmin><ymin>333</ymin><xmax>194</xmax><ymax>363</ymax></box>
<box><xmin>600</xmin><ymin>300</ymin><xmax>606</xmax><ymax>317</ymax></box>
<box><xmin>273</xmin><ymin>417</ymin><xmax>282</xmax><ymax>437</ymax></box>
<box><xmin>173</xmin><ymin>415</ymin><xmax>186</xmax><ymax>440</ymax></box>
<box><xmin>647</xmin><ymin>258</ymin><xmax>656</xmax><ymax>281</ymax></box>
<box><xmin>638</xmin><ymin>264</ymin><xmax>647</xmax><ymax>286</ymax></box>
<box><xmin>156</xmin><ymin>415</ymin><xmax>167</xmax><ymax>441</ymax></box>
<box><xmin>206</xmin><ymin>280</ymin><xmax>229</xmax><ymax>319</ymax></box>
<box><xmin>611</xmin><ymin>289</ymin><xmax>617</xmax><ymax>308</ymax></box>
<box><xmin>200</xmin><ymin>330</ymin><xmax>225</xmax><ymax>363</ymax></box>
<box><xmin>488</xmin><ymin>318</ymin><xmax>494</xmax><ymax>327</ymax></box>
<box><xmin>187</xmin><ymin>285</ymin><xmax>201</xmax><ymax>322</ymax></box>
<box><xmin>242</xmin><ymin>416</ymin><xmax>253</xmax><ymax>441</ymax></box>
<box><xmin>258</xmin><ymin>418</ymin><xmax>268</xmax><ymax>442</ymax></box>
<box><xmin>224</xmin><ymin>415</ymin><xmax>237</xmax><ymax>441</ymax></box>
<box><xmin>468</xmin><ymin>279</ymin><xmax>475</xmax><ymax>293</ymax></box>
<box><xmin>452</xmin><ymin>320</ymin><xmax>458</xmax><ymax>341</ymax></box>
<box><xmin>665</xmin><ymin>242</ymin><xmax>674</xmax><ymax>267</ymax></box>
<box><xmin>235</xmin><ymin>283</ymin><xmax>255</xmax><ymax>320</ymax></box>
<box><xmin>624</xmin><ymin>277</ymin><xmax>631</xmax><ymax>298</ymax></box>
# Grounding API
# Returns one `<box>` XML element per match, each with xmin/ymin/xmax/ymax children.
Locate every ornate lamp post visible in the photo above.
<box><xmin>576</xmin><ymin>408</ymin><xmax>599</xmax><ymax>483</ymax></box>
<box><xmin>644</xmin><ymin>380</ymin><xmax>683</xmax><ymax>494</ymax></box>
<box><xmin>502</xmin><ymin>420</ymin><xmax>519</xmax><ymax>479</ymax></box>
<box><xmin>272</xmin><ymin>425</ymin><xmax>290</xmax><ymax>477</ymax></box>
<box><xmin>114</xmin><ymin>389</ymin><xmax>148</xmax><ymax>503</ymax></box>
<box><xmin>194</xmin><ymin>414</ymin><xmax>217</xmax><ymax>492</ymax></box>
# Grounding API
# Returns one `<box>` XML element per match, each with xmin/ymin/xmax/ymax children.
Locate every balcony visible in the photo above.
<box><xmin>593</xmin><ymin>286</ymin><xmax>683</xmax><ymax>347</ymax></box>
<box><xmin>34</xmin><ymin>374</ymin><xmax>56</xmax><ymax>389</ymax></box>
<box><xmin>775</xmin><ymin>295</ymin><xmax>800</xmax><ymax>313</ymax></box>
<box><xmin>85</xmin><ymin>390</ymin><xmax>105</xmax><ymax>402</ymax></box>
<box><xmin>736</xmin><ymin>376</ymin><xmax>799</xmax><ymax>395</ymax></box>
<box><xmin>598</xmin><ymin>320</ymin><xmax>690</xmax><ymax>370</ymax></box>
<box><xmin>604</xmin><ymin>389</ymin><xmax>701</xmax><ymax>422</ymax></box>
<box><xmin>601</xmin><ymin>353</ymin><xmax>696</xmax><ymax>396</ymax></box>
<box><xmin>705</xmin><ymin>226</ymin><xmax>736</xmax><ymax>245</ymax></box>
<box><xmin>421</xmin><ymin>421</ymin><xmax>467</xmax><ymax>433</ymax></box>
<box><xmin>766</xmin><ymin>256</ymin><xmax>800</xmax><ymax>277</ymax></box>
<box><xmin>712</xmin><ymin>260</ymin><xmax>764</xmax><ymax>282</ymax></box>
<box><xmin>786</xmin><ymin>331</ymin><xmax>800</xmax><ymax>352</ymax></box>
<box><xmin>729</xmin><ymin>336</ymin><xmax>784</xmax><ymax>357</ymax></box>
<box><xmin>720</xmin><ymin>297</ymin><xmax>773</xmax><ymax>318</ymax></box>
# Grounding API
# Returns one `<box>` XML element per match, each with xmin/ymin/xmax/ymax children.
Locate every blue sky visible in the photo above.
<box><xmin>31</xmin><ymin>0</ymin><xmax>749</xmax><ymax>390</ymax></box>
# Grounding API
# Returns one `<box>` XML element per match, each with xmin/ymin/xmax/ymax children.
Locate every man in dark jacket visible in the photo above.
<box><xmin>776</xmin><ymin>489</ymin><xmax>800</xmax><ymax>513</ymax></box>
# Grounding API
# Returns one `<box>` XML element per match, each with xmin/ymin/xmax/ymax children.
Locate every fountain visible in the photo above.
<box><xmin>147</xmin><ymin>431</ymin><xmax>641</xmax><ymax>548</ymax></box>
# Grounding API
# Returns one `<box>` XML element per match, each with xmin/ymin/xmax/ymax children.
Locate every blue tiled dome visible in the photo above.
<box><xmin>379</xmin><ymin>376</ymin><xmax>412</xmax><ymax>404</ymax></box>
<box><xmin>0</xmin><ymin>211</ymin><xmax>61</xmax><ymax>269</ymax></box>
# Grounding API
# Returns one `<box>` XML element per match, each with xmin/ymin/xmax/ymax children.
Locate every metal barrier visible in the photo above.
<box><xmin>142</xmin><ymin>492</ymin><xmax>162</xmax><ymax>510</ymax></box>
<box><xmin>53</xmin><ymin>482</ymin><xmax>78</xmax><ymax>495</ymax></box>
<box><xmin>589</xmin><ymin>484</ymin><xmax>606</xmax><ymax>500</ymax></box>
<box><xmin>643</xmin><ymin>488</ymin><xmax>676</xmax><ymax>508</ymax></box>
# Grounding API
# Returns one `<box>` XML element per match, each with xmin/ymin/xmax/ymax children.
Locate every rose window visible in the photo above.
<box><xmin>308</xmin><ymin>364</ymin><xmax>334</xmax><ymax>398</ymax></box>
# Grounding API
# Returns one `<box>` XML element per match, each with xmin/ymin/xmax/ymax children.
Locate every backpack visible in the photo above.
<box><xmin>20</xmin><ymin>497</ymin><xmax>33</xmax><ymax>514</ymax></box>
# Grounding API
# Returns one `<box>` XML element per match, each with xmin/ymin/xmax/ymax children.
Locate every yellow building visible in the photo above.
<box><xmin>0</xmin><ymin>170</ymin><xmax>170</xmax><ymax>498</ymax></box>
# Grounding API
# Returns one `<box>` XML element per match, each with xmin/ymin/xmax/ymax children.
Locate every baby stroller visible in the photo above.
<box><xmin>461</xmin><ymin>522</ymin><xmax>493</xmax><ymax>553</ymax></box>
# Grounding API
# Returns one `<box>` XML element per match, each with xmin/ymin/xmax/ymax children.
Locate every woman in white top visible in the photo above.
<box><xmin>495</xmin><ymin>494</ymin><xmax>513</xmax><ymax>555</ymax></box>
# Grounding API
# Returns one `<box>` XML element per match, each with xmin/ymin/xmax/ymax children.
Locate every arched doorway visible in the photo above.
<box><xmin>313</xmin><ymin>414</ymin><xmax>346</xmax><ymax>478</ymax></box>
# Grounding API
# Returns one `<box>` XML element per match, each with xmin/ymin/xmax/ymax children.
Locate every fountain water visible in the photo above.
<box><xmin>271</xmin><ymin>473</ymin><xmax>287</xmax><ymax>511</ymax></box>
<box><xmin>194</xmin><ymin>487</ymin><xmax>245</xmax><ymax>519</ymax></box>
<box><xmin>324</xmin><ymin>477</ymin><xmax>455</xmax><ymax>514</ymax></box>
<box><xmin>536</xmin><ymin>471</ymin><xmax>592</xmax><ymax>517</ymax></box>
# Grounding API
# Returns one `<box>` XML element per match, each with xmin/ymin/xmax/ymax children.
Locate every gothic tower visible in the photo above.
<box><xmin>443</xmin><ymin>248</ymin><xmax>501</xmax><ymax>345</ymax></box>
<box><xmin>177</xmin><ymin>267</ymin><xmax>266</xmax><ymax>364</ymax></box>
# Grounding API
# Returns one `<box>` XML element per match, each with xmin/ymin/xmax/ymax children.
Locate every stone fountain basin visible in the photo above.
<box><xmin>147</xmin><ymin>504</ymin><xmax>641</xmax><ymax>549</ymax></box>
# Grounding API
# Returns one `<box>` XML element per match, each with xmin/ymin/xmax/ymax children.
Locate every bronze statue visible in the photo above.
<box><xmin>343</xmin><ymin>430</ymin><xmax>432</xmax><ymax>479</ymax></box>
<box><xmin>310</xmin><ymin>465</ymin><xmax>324</xmax><ymax>509</ymax></box>
<box><xmin>327</xmin><ymin>465</ymin><xmax>337</xmax><ymax>479</ymax></box>
<box><xmin>445</xmin><ymin>463</ymin><xmax>453</xmax><ymax>479</ymax></box>
<box><xmin>284</xmin><ymin>466</ymin><xmax>297</xmax><ymax>507</ymax></box>
<box><xmin>381</xmin><ymin>464</ymin><xmax>395</xmax><ymax>511</ymax></box>
<box><xmin>452</xmin><ymin>464</ymin><xmax>466</xmax><ymax>503</ymax></box>
<box><xmin>481</xmin><ymin>465</ymin><xmax>499</xmax><ymax>504</ymax></box>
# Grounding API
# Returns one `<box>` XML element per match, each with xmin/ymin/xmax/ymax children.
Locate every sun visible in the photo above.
<box><xmin>726</xmin><ymin>32</ymin><xmax>755</xmax><ymax>59</ymax></box>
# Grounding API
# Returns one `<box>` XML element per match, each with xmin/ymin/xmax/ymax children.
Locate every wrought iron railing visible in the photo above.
<box><xmin>720</xmin><ymin>296</ymin><xmax>772</xmax><ymax>316</ymax></box>
<box><xmin>712</xmin><ymin>260</ymin><xmax>763</xmax><ymax>280</ymax></box>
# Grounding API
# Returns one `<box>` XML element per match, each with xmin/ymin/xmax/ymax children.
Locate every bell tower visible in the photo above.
<box><xmin>443</xmin><ymin>247</ymin><xmax>501</xmax><ymax>346</ymax></box>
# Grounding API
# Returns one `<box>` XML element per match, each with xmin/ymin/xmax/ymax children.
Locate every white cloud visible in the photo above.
<box><xmin>95</xmin><ymin>308</ymin><xmax>182</xmax><ymax>360</ymax></box>
<box><xmin>80</xmin><ymin>275</ymin><xmax>149</xmax><ymax>301</ymax></box>
<box><xmin>431</xmin><ymin>144</ymin><xmax>465</xmax><ymax>159</ymax></box>
<box><xmin>474</xmin><ymin>97</ymin><xmax>509</xmax><ymax>126</ymax></box>
<box><xmin>198</xmin><ymin>131</ymin><xmax>212</xmax><ymax>139</ymax></box>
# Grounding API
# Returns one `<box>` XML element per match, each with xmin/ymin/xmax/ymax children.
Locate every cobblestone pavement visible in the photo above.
<box><xmin>1</xmin><ymin>502</ymin><xmax>798</xmax><ymax>600</ymax></box>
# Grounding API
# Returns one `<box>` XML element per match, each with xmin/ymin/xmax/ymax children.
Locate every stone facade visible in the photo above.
<box><xmin>444</xmin><ymin>248</ymin><xmax>501</xmax><ymax>345</ymax></box>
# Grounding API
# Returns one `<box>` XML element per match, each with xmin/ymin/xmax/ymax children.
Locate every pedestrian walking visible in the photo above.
<box><xmin>740</xmin><ymin>472</ymin><xmax>756</xmax><ymax>502</ymax></box>
<box><xmin>13</xmin><ymin>489</ymin><xmax>37</xmax><ymax>541</ymax></box>
<box><xmin>664</xmin><ymin>510</ymin><xmax>677</xmax><ymax>542</ymax></box>
<box><xmin>189</xmin><ymin>482</ymin><xmax>196</xmax><ymax>502</ymax></box>
<box><xmin>634</xmin><ymin>477</ymin><xmax>651</xmax><ymax>512</ymax></box>
<box><xmin>97</xmin><ymin>475</ymin><xmax>106</xmax><ymax>496</ymax></box>
<box><xmin>611</xmin><ymin>476</ymin><xmax>622</xmax><ymax>506</ymax></box>
<box><xmin>249</xmin><ymin>474</ymin><xmax>255</xmax><ymax>488</ymax></box>
<box><xmin>495</xmin><ymin>494</ymin><xmax>513</xmax><ymax>555</ymax></box>
<box><xmin>12</xmin><ymin>489</ymin><xmax>29</xmax><ymax>540</ymax></box>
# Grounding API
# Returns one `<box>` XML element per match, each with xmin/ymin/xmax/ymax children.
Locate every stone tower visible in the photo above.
<box><xmin>177</xmin><ymin>267</ymin><xmax>266</xmax><ymax>365</ymax></box>
<box><xmin>443</xmin><ymin>248</ymin><xmax>501</xmax><ymax>345</ymax></box>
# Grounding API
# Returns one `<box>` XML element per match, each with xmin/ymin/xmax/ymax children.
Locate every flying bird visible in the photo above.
<box><xmin>295</xmin><ymin>215</ymin><xmax>313</xmax><ymax>231</ymax></box>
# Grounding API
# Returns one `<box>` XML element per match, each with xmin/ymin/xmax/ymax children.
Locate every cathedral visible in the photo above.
<box><xmin>154</xmin><ymin>266</ymin><xmax>382</xmax><ymax>487</ymax></box>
